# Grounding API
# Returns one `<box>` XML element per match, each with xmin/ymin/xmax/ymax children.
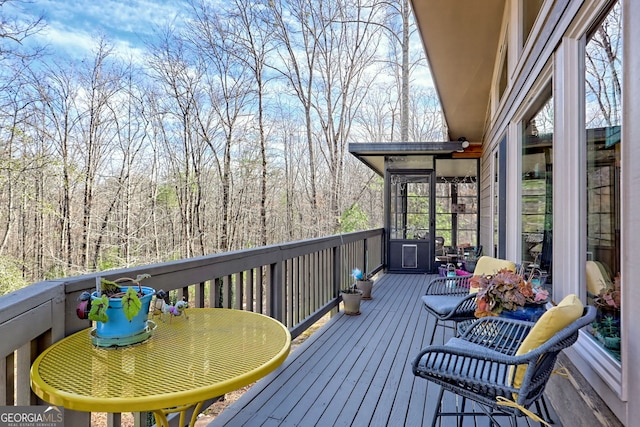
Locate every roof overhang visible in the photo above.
<box><xmin>410</xmin><ymin>0</ymin><xmax>506</xmax><ymax>143</ymax></box>
<box><xmin>349</xmin><ymin>141</ymin><xmax>470</xmax><ymax>176</ymax></box>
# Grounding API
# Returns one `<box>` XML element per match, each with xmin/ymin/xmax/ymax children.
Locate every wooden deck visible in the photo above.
<box><xmin>206</xmin><ymin>273</ymin><xmax>579</xmax><ymax>426</ymax></box>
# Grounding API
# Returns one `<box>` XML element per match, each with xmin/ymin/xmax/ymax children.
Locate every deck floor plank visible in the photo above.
<box><xmin>208</xmin><ymin>273</ymin><xmax>562</xmax><ymax>427</ymax></box>
<box><xmin>285</xmin><ymin>273</ymin><xmax>409</xmax><ymax>426</ymax></box>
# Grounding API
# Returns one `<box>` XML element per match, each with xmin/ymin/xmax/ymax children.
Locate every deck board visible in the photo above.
<box><xmin>208</xmin><ymin>273</ymin><xmax>562</xmax><ymax>427</ymax></box>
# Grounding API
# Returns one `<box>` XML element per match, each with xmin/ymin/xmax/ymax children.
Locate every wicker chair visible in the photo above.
<box><xmin>422</xmin><ymin>256</ymin><xmax>516</xmax><ymax>344</ymax></box>
<box><xmin>412</xmin><ymin>303</ymin><xmax>596</xmax><ymax>426</ymax></box>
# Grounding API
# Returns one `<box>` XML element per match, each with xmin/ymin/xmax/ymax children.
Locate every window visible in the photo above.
<box><xmin>584</xmin><ymin>1</ymin><xmax>622</xmax><ymax>362</ymax></box>
<box><xmin>435</xmin><ymin>180</ymin><xmax>477</xmax><ymax>248</ymax></box>
<box><xmin>389</xmin><ymin>175</ymin><xmax>431</xmax><ymax>240</ymax></box>
<box><xmin>522</xmin><ymin>0</ymin><xmax>544</xmax><ymax>47</ymax></box>
<box><xmin>521</xmin><ymin>93</ymin><xmax>553</xmax><ymax>281</ymax></box>
<box><xmin>493</xmin><ymin>150</ymin><xmax>500</xmax><ymax>257</ymax></box>
<box><xmin>435</xmin><ymin>159</ymin><xmax>478</xmax><ymax>254</ymax></box>
<box><xmin>493</xmin><ymin>138</ymin><xmax>507</xmax><ymax>259</ymax></box>
<box><xmin>498</xmin><ymin>42</ymin><xmax>509</xmax><ymax>100</ymax></box>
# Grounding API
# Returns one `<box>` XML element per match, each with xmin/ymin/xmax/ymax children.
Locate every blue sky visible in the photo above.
<box><xmin>11</xmin><ymin>0</ymin><xmax>190</xmax><ymax>59</ymax></box>
<box><xmin>7</xmin><ymin>0</ymin><xmax>435</xmax><ymax>89</ymax></box>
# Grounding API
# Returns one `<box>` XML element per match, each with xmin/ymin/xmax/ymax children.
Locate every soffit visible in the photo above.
<box><xmin>349</xmin><ymin>141</ymin><xmax>471</xmax><ymax>176</ymax></box>
<box><xmin>410</xmin><ymin>0</ymin><xmax>506</xmax><ymax>143</ymax></box>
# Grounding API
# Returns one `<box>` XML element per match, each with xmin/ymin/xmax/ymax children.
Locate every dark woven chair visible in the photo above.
<box><xmin>412</xmin><ymin>304</ymin><xmax>596</xmax><ymax>426</ymax></box>
<box><xmin>422</xmin><ymin>256</ymin><xmax>516</xmax><ymax>344</ymax></box>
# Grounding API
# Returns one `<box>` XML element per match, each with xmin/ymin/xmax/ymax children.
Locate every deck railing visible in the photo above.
<box><xmin>0</xmin><ymin>228</ymin><xmax>383</xmax><ymax>426</ymax></box>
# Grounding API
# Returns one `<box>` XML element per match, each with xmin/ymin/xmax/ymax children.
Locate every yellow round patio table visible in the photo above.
<box><xmin>30</xmin><ymin>308</ymin><xmax>291</xmax><ymax>427</ymax></box>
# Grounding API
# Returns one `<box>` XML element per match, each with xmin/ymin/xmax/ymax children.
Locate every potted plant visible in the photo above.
<box><xmin>352</xmin><ymin>268</ymin><xmax>373</xmax><ymax>300</ymax></box>
<box><xmin>593</xmin><ymin>276</ymin><xmax>620</xmax><ymax>317</ymax></box>
<box><xmin>471</xmin><ymin>269</ymin><xmax>549</xmax><ymax>321</ymax></box>
<box><xmin>77</xmin><ymin>274</ymin><xmax>155</xmax><ymax>347</ymax></box>
<box><xmin>592</xmin><ymin>315</ymin><xmax>621</xmax><ymax>350</ymax></box>
<box><xmin>341</xmin><ymin>283</ymin><xmax>363</xmax><ymax>315</ymax></box>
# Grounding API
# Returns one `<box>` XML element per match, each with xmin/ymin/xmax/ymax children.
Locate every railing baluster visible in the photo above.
<box><xmin>223</xmin><ymin>275</ymin><xmax>232</xmax><ymax>308</ymax></box>
<box><xmin>234</xmin><ymin>272</ymin><xmax>244</xmax><ymax>310</ymax></box>
<box><xmin>212</xmin><ymin>277</ymin><xmax>222</xmax><ymax>308</ymax></box>
<box><xmin>269</xmin><ymin>261</ymin><xmax>284</xmax><ymax>322</ymax></box>
<box><xmin>257</xmin><ymin>266</ymin><xmax>264</xmax><ymax>314</ymax></box>
<box><xmin>247</xmin><ymin>270</ymin><xmax>255</xmax><ymax>312</ymax></box>
<box><xmin>195</xmin><ymin>281</ymin><xmax>206</xmax><ymax>308</ymax></box>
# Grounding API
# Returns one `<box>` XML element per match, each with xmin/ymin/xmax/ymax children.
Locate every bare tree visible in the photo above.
<box><xmin>92</xmin><ymin>61</ymin><xmax>150</xmax><ymax>268</ymax></box>
<box><xmin>225</xmin><ymin>0</ymin><xmax>275</xmax><ymax>247</ymax></box>
<box><xmin>266</xmin><ymin>0</ymin><xmax>322</xmax><ymax>232</ymax></box>
<box><xmin>267</xmin><ymin>0</ymin><xmax>383</xmax><ymax>233</ymax></box>
<box><xmin>32</xmin><ymin>62</ymin><xmax>82</xmax><ymax>271</ymax></box>
<box><xmin>585</xmin><ymin>2</ymin><xmax>621</xmax><ymax>128</ymax></box>
<box><xmin>0</xmin><ymin>0</ymin><xmax>46</xmax><ymax>262</ymax></box>
<box><xmin>408</xmin><ymin>86</ymin><xmax>446</xmax><ymax>141</ymax></box>
<box><xmin>146</xmin><ymin>27</ymin><xmax>208</xmax><ymax>258</ymax></box>
<box><xmin>0</xmin><ymin>0</ymin><xmax>45</xmax><ymax>62</ymax></box>
<box><xmin>76</xmin><ymin>38</ymin><xmax>126</xmax><ymax>269</ymax></box>
<box><xmin>382</xmin><ymin>0</ymin><xmax>411</xmax><ymax>142</ymax></box>
<box><xmin>186</xmin><ymin>4</ymin><xmax>255</xmax><ymax>252</ymax></box>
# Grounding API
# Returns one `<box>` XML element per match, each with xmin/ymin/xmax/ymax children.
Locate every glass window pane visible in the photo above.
<box><xmin>494</xmin><ymin>151</ymin><xmax>500</xmax><ymax>257</ymax></box>
<box><xmin>523</xmin><ymin>0</ymin><xmax>544</xmax><ymax>46</ymax></box>
<box><xmin>584</xmin><ymin>1</ymin><xmax>622</xmax><ymax>361</ymax></box>
<box><xmin>390</xmin><ymin>175</ymin><xmax>431</xmax><ymax>240</ymax></box>
<box><xmin>521</xmin><ymin>95</ymin><xmax>553</xmax><ymax>277</ymax></box>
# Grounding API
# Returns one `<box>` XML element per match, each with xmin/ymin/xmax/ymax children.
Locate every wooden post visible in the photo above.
<box><xmin>269</xmin><ymin>262</ymin><xmax>284</xmax><ymax>322</ymax></box>
<box><xmin>333</xmin><ymin>245</ymin><xmax>342</xmax><ymax>298</ymax></box>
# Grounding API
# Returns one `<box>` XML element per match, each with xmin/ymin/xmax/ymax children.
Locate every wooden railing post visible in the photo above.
<box><xmin>333</xmin><ymin>245</ymin><xmax>342</xmax><ymax>297</ymax></box>
<box><xmin>269</xmin><ymin>261</ymin><xmax>284</xmax><ymax>322</ymax></box>
<box><xmin>363</xmin><ymin>237</ymin><xmax>369</xmax><ymax>277</ymax></box>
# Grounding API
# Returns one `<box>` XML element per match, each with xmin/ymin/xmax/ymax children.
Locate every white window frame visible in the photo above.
<box><xmin>558</xmin><ymin>0</ymin><xmax>625</xmax><ymax>402</ymax></box>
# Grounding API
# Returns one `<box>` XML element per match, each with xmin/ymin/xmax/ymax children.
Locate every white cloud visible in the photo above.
<box><xmin>38</xmin><ymin>26</ymin><xmax>95</xmax><ymax>57</ymax></box>
<box><xmin>15</xmin><ymin>0</ymin><xmax>188</xmax><ymax>59</ymax></box>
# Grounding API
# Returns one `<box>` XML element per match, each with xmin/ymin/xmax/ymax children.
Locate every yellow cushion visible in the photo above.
<box><xmin>511</xmin><ymin>294</ymin><xmax>584</xmax><ymax>389</ymax></box>
<box><xmin>586</xmin><ymin>260</ymin><xmax>607</xmax><ymax>296</ymax></box>
<box><xmin>469</xmin><ymin>256</ymin><xmax>516</xmax><ymax>293</ymax></box>
<box><xmin>473</xmin><ymin>256</ymin><xmax>516</xmax><ymax>275</ymax></box>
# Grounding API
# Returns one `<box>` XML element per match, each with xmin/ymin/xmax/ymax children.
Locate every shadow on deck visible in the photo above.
<box><xmin>207</xmin><ymin>273</ymin><xmax>612</xmax><ymax>427</ymax></box>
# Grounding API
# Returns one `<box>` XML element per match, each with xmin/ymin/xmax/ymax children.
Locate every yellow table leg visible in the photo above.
<box><xmin>152</xmin><ymin>410</ymin><xmax>169</xmax><ymax>427</ymax></box>
<box><xmin>154</xmin><ymin>401</ymin><xmax>205</xmax><ymax>427</ymax></box>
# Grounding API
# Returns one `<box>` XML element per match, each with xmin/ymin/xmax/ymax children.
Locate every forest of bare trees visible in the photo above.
<box><xmin>0</xmin><ymin>0</ymin><xmax>445</xmax><ymax>290</ymax></box>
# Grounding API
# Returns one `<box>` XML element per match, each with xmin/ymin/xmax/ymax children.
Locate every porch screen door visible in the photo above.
<box><xmin>388</xmin><ymin>172</ymin><xmax>434</xmax><ymax>273</ymax></box>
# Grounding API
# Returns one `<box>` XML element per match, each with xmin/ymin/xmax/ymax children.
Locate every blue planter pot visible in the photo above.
<box><xmin>92</xmin><ymin>286</ymin><xmax>155</xmax><ymax>338</ymax></box>
<box><xmin>500</xmin><ymin>303</ymin><xmax>547</xmax><ymax>322</ymax></box>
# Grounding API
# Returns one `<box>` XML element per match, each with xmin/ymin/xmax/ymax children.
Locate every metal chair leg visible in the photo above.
<box><xmin>430</xmin><ymin>386</ymin><xmax>445</xmax><ymax>427</ymax></box>
<box><xmin>457</xmin><ymin>396</ymin><xmax>466</xmax><ymax>427</ymax></box>
<box><xmin>535</xmin><ymin>395</ymin><xmax>554</xmax><ymax>424</ymax></box>
<box><xmin>429</xmin><ymin>320</ymin><xmax>438</xmax><ymax>345</ymax></box>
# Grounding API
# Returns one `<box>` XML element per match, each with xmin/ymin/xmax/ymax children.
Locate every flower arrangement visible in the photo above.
<box><xmin>472</xmin><ymin>269</ymin><xmax>549</xmax><ymax>318</ymax></box>
<box><xmin>593</xmin><ymin>274</ymin><xmax>620</xmax><ymax>312</ymax></box>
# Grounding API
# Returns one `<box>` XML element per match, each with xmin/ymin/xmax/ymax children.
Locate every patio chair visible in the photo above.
<box><xmin>422</xmin><ymin>256</ymin><xmax>516</xmax><ymax>344</ymax></box>
<box><xmin>412</xmin><ymin>295</ymin><xmax>596</xmax><ymax>426</ymax></box>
